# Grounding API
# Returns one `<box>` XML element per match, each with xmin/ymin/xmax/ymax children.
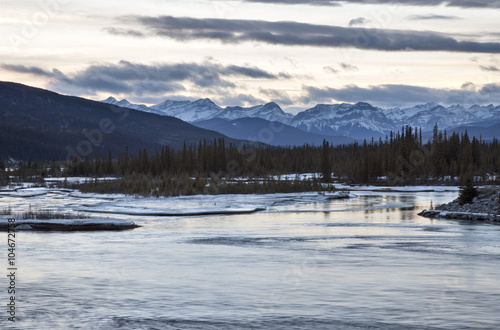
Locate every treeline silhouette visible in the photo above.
<box><xmin>3</xmin><ymin>125</ymin><xmax>500</xmax><ymax>196</ymax></box>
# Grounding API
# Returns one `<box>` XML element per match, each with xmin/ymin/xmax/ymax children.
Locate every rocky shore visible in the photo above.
<box><xmin>419</xmin><ymin>187</ymin><xmax>500</xmax><ymax>222</ymax></box>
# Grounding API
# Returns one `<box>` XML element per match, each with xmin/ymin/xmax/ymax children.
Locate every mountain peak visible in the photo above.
<box><xmin>261</xmin><ymin>102</ymin><xmax>285</xmax><ymax>112</ymax></box>
<box><xmin>102</xmin><ymin>96</ymin><xmax>118</xmax><ymax>103</ymax></box>
<box><xmin>422</xmin><ymin>102</ymin><xmax>441</xmax><ymax>108</ymax></box>
<box><xmin>101</xmin><ymin>97</ymin><xmax>152</xmax><ymax>112</ymax></box>
<box><xmin>353</xmin><ymin>102</ymin><xmax>377</xmax><ymax>110</ymax></box>
<box><xmin>101</xmin><ymin>96</ymin><xmax>133</xmax><ymax>106</ymax></box>
<box><xmin>194</xmin><ymin>98</ymin><xmax>217</xmax><ymax>107</ymax></box>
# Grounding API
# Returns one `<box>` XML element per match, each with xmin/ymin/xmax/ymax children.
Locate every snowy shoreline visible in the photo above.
<box><xmin>418</xmin><ymin>209</ymin><xmax>500</xmax><ymax>222</ymax></box>
<box><xmin>75</xmin><ymin>191</ymin><xmax>355</xmax><ymax>216</ymax></box>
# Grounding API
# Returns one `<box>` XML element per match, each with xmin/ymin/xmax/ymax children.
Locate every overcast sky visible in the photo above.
<box><xmin>1</xmin><ymin>0</ymin><xmax>499</xmax><ymax>112</ymax></box>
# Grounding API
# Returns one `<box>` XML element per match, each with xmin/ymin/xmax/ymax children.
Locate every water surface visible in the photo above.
<box><xmin>3</xmin><ymin>189</ymin><xmax>500</xmax><ymax>329</ymax></box>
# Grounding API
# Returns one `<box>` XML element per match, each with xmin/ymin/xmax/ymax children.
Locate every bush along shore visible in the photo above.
<box><xmin>419</xmin><ymin>187</ymin><xmax>500</xmax><ymax>222</ymax></box>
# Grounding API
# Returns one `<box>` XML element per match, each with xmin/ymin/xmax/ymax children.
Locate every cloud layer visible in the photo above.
<box><xmin>237</xmin><ymin>0</ymin><xmax>500</xmax><ymax>8</ymax></box>
<box><xmin>3</xmin><ymin>61</ymin><xmax>499</xmax><ymax>108</ymax></box>
<box><xmin>107</xmin><ymin>16</ymin><xmax>500</xmax><ymax>53</ymax></box>
<box><xmin>302</xmin><ymin>83</ymin><xmax>500</xmax><ymax>107</ymax></box>
<box><xmin>1</xmin><ymin>61</ymin><xmax>289</xmax><ymax>99</ymax></box>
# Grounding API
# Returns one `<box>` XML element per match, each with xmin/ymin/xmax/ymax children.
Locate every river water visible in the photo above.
<box><xmin>3</xmin><ymin>188</ymin><xmax>500</xmax><ymax>329</ymax></box>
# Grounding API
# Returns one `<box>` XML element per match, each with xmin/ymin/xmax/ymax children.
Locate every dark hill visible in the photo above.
<box><xmin>0</xmin><ymin>82</ymin><xmax>238</xmax><ymax>161</ymax></box>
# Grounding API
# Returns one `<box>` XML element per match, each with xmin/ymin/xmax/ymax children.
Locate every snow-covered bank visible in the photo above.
<box><xmin>0</xmin><ymin>216</ymin><xmax>139</xmax><ymax>231</ymax></box>
<box><xmin>76</xmin><ymin>191</ymin><xmax>355</xmax><ymax>216</ymax></box>
<box><xmin>0</xmin><ymin>187</ymin><xmax>54</xmax><ymax>197</ymax></box>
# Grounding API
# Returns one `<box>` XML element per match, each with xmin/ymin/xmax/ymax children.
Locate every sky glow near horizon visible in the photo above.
<box><xmin>1</xmin><ymin>0</ymin><xmax>499</xmax><ymax>113</ymax></box>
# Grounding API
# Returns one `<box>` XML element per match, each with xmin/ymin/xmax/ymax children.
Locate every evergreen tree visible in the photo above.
<box><xmin>458</xmin><ymin>169</ymin><xmax>478</xmax><ymax>205</ymax></box>
<box><xmin>216</xmin><ymin>138</ymin><xmax>227</xmax><ymax>173</ymax></box>
<box><xmin>497</xmin><ymin>192</ymin><xmax>500</xmax><ymax>216</ymax></box>
<box><xmin>0</xmin><ymin>161</ymin><xmax>7</xmax><ymax>185</ymax></box>
<box><xmin>321</xmin><ymin>139</ymin><xmax>331</xmax><ymax>183</ymax></box>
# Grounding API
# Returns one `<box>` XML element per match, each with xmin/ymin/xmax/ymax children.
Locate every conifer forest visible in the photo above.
<box><xmin>3</xmin><ymin>125</ymin><xmax>500</xmax><ymax>197</ymax></box>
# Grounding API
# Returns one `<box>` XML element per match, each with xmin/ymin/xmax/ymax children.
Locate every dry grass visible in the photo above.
<box><xmin>21</xmin><ymin>209</ymin><xmax>89</xmax><ymax>220</ymax></box>
<box><xmin>0</xmin><ymin>205</ymin><xmax>12</xmax><ymax>215</ymax></box>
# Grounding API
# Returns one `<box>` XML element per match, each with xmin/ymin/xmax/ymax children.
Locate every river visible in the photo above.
<box><xmin>3</xmin><ymin>188</ymin><xmax>500</xmax><ymax>329</ymax></box>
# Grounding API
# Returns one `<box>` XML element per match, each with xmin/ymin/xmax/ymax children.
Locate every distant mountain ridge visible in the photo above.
<box><xmin>193</xmin><ymin>117</ymin><xmax>354</xmax><ymax>147</ymax></box>
<box><xmin>102</xmin><ymin>97</ymin><xmax>500</xmax><ymax>140</ymax></box>
<box><xmin>147</xmin><ymin>98</ymin><xmax>294</xmax><ymax>124</ymax></box>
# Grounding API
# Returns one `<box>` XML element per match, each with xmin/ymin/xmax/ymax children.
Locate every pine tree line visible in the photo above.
<box><xmin>4</xmin><ymin>126</ymin><xmax>500</xmax><ymax>193</ymax></box>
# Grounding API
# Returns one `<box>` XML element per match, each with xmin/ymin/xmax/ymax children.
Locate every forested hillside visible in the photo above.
<box><xmin>0</xmin><ymin>82</ymin><xmax>240</xmax><ymax>160</ymax></box>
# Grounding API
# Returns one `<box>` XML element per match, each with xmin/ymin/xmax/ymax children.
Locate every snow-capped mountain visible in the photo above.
<box><xmin>101</xmin><ymin>96</ymin><xmax>500</xmax><ymax>140</ymax></box>
<box><xmin>292</xmin><ymin>102</ymin><xmax>500</xmax><ymax>138</ymax></box>
<box><xmin>385</xmin><ymin>102</ymin><xmax>500</xmax><ymax>132</ymax></box>
<box><xmin>151</xmin><ymin>98</ymin><xmax>224</xmax><ymax>122</ymax></box>
<box><xmin>102</xmin><ymin>97</ymin><xmax>152</xmax><ymax>113</ymax></box>
<box><xmin>291</xmin><ymin>102</ymin><xmax>394</xmax><ymax>138</ymax></box>
<box><xmin>103</xmin><ymin>97</ymin><xmax>292</xmax><ymax>124</ymax></box>
<box><xmin>222</xmin><ymin>102</ymin><xmax>293</xmax><ymax>123</ymax></box>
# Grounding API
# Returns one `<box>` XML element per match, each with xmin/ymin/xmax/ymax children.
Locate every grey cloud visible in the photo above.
<box><xmin>259</xmin><ymin>88</ymin><xmax>294</xmax><ymax>105</ymax></box>
<box><xmin>408</xmin><ymin>15</ymin><xmax>462</xmax><ymax>20</ymax></box>
<box><xmin>105</xmin><ymin>27</ymin><xmax>145</xmax><ymax>37</ymax></box>
<box><xmin>219</xmin><ymin>93</ymin><xmax>267</xmax><ymax>107</ymax></box>
<box><xmin>134</xmin><ymin>94</ymin><xmax>200</xmax><ymax>105</ymax></box>
<box><xmin>323</xmin><ymin>66</ymin><xmax>339</xmax><ymax>74</ymax></box>
<box><xmin>461</xmin><ymin>81</ymin><xmax>476</xmax><ymax>90</ymax></box>
<box><xmin>324</xmin><ymin>63</ymin><xmax>358</xmax><ymax>74</ymax></box>
<box><xmin>349</xmin><ymin>17</ymin><xmax>369</xmax><ymax>27</ymax></box>
<box><xmin>1</xmin><ymin>64</ymin><xmax>62</xmax><ymax>78</ymax></box>
<box><xmin>237</xmin><ymin>0</ymin><xmax>500</xmax><ymax>8</ymax></box>
<box><xmin>340</xmin><ymin>63</ymin><xmax>358</xmax><ymax>70</ymax></box>
<box><xmin>480</xmin><ymin>65</ymin><xmax>500</xmax><ymax>72</ymax></box>
<box><xmin>302</xmin><ymin>83</ymin><xmax>500</xmax><ymax>107</ymax></box>
<box><xmin>226</xmin><ymin>65</ymin><xmax>277</xmax><ymax>79</ymax></box>
<box><xmin>2</xmin><ymin>60</ymin><xmax>289</xmax><ymax>98</ymax></box>
<box><xmin>113</xmin><ymin>16</ymin><xmax>500</xmax><ymax>53</ymax></box>
<box><xmin>303</xmin><ymin>84</ymin><xmax>439</xmax><ymax>105</ymax></box>
<box><xmin>479</xmin><ymin>82</ymin><xmax>500</xmax><ymax>94</ymax></box>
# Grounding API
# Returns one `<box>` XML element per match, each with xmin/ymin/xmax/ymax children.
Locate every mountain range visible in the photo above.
<box><xmin>103</xmin><ymin>97</ymin><xmax>500</xmax><ymax>141</ymax></box>
<box><xmin>2</xmin><ymin>80</ymin><xmax>499</xmax><ymax>162</ymax></box>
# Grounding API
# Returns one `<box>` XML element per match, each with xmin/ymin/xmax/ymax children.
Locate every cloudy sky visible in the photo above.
<box><xmin>1</xmin><ymin>0</ymin><xmax>499</xmax><ymax>112</ymax></box>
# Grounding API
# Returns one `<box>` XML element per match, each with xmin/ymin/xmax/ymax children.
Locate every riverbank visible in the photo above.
<box><xmin>418</xmin><ymin>187</ymin><xmax>500</xmax><ymax>222</ymax></box>
<box><xmin>0</xmin><ymin>216</ymin><xmax>140</xmax><ymax>231</ymax></box>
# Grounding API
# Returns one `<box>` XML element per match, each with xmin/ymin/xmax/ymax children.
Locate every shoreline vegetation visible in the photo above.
<box><xmin>76</xmin><ymin>175</ymin><xmax>337</xmax><ymax>197</ymax></box>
